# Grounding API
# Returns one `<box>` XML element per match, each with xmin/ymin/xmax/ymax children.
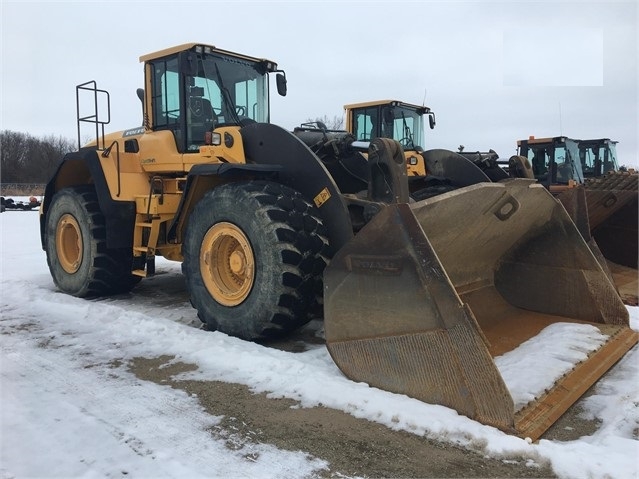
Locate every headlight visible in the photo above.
<box><xmin>205</xmin><ymin>132</ymin><xmax>222</xmax><ymax>146</ymax></box>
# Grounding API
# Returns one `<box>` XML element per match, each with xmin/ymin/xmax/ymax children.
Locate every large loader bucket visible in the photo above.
<box><xmin>324</xmin><ymin>179</ymin><xmax>638</xmax><ymax>440</ymax></box>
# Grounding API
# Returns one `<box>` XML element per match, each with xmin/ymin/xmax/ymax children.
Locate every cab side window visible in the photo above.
<box><xmin>354</xmin><ymin>107</ymin><xmax>378</xmax><ymax>141</ymax></box>
<box><xmin>151</xmin><ymin>58</ymin><xmax>180</xmax><ymax>127</ymax></box>
<box><xmin>150</xmin><ymin>57</ymin><xmax>183</xmax><ymax>150</ymax></box>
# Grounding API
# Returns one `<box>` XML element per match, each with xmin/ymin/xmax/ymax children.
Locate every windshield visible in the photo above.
<box><xmin>525</xmin><ymin>139</ymin><xmax>583</xmax><ymax>184</ymax></box>
<box><xmin>384</xmin><ymin>106</ymin><xmax>424</xmax><ymax>150</ymax></box>
<box><xmin>351</xmin><ymin>105</ymin><xmax>425</xmax><ymax>149</ymax></box>
<box><xmin>192</xmin><ymin>52</ymin><xmax>269</xmax><ymax>125</ymax></box>
<box><xmin>150</xmin><ymin>49</ymin><xmax>270</xmax><ymax>151</ymax></box>
<box><xmin>579</xmin><ymin>141</ymin><xmax>619</xmax><ymax>177</ymax></box>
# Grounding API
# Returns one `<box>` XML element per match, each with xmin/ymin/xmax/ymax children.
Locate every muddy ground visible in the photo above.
<box><xmin>116</xmin><ymin>267</ymin><xmax>602</xmax><ymax>478</ymax></box>
<box><xmin>129</xmin><ymin>352</ymin><xmax>600</xmax><ymax>479</ymax></box>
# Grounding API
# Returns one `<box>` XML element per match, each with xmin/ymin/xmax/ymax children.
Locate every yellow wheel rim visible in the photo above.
<box><xmin>200</xmin><ymin>222</ymin><xmax>255</xmax><ymax>306</ymax></box>
<box><xmin>56</xmin><ymin>213</ymin><xmax>83</xmax><ymax>274</ymax></box>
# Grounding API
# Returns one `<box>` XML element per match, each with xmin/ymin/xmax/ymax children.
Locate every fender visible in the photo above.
<box><xmin>423</xmin><ymin>149</ymin><xmax>492</xmax><ymax>186</ymax></box>
<box><xmin>240</xmin><ymin>123</ymin><xmax>354</xmax><ymax>250</ymax></box>
<box><xmin>40</xmin><ymin>149</ymin><xmax>135</xmax><ymax>250</ymax></box>
<box><xmin>167</xmin><ymin>162</ymin><xmax>283</xmax><ymax>242</ymax></box>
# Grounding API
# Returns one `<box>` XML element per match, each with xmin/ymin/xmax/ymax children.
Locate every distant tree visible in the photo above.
<box><xmin>303</xmin><ymin>114</ymin><xmax>344</xmax><ymax>131</ymax></box>
<box><xmin>0</xmin><ymin>131</ymin><xmax>74</xmax><ymax>184</ymax></box>
<box><xmin>40</xmin><ymin>134</ymin><xmax>76</xmax><ymax>180</ymax></box>
<box><xmin>0</xmin><ymin>131</ymin><xmax>25</xmax><ymax>183</ymax></box>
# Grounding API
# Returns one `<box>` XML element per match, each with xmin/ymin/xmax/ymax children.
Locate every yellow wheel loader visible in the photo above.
<box><xmin>40</xmin><ymin>45</ymin><xmax>637</xmax><ymax>442</ymax></box>
<box><xmin>341</xmin><ymin>100</ymin><xmax>511</xmax><ymax>198</ymax></box>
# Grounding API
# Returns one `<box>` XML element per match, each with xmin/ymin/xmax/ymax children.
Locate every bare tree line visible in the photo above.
<box><xmin>304</xmin><ymin>115</ymin><xmax>344</xmax><ymax>130</ymax></box>
<box><xmin>1</xmin><ymin>131</ymin><xmax>75</xmax><ymax>189</ymax></box>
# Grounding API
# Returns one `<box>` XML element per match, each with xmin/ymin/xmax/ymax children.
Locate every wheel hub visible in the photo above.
<box><xmin>56</xmin><ymin>213</ymin><xmax>82</xmax><ymax>274</ymax></box>
<box><xmin>200</xmin><ymin>222</ymin><xmax>255</xmax><ymax>306</ymax></box>
<box><xmin>229</xmin><ymin>250</ymin><xmax>247</xmax><ymax>275</ymax></box>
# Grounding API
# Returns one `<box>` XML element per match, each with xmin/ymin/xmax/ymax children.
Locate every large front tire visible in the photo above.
<box><xmin>182</xmin><ymin>181</ymin><xmax>329</xmax><ymax>340</ymax></box>
<box><xmin>45</xmin><ymin>186</ymin><xmax>140</xmax><ymax>297</ymax></box>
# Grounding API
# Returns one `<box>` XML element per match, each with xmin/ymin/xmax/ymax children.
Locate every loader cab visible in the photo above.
<box><xmin>141</xmin><ymin>43</ymin><xmax>286</xmax><ymax>153</ymax></box>
<box><xmin>344</xmin><ymin>100</ymin><xmax>435</xmax><ymax>151</ymax></box>
<box><xmin>577</xmin><ymin>138</ymin><xmax>619</xmax><ymax>178</ymax></box>
<box><xmin>517</xmin><ymin>136</ymin><xmax>584</xmax><ymax>186</ymax></box>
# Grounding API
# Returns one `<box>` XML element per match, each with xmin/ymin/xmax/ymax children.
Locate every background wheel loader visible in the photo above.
<box><xmin>295</xmin><ymin>100</ymin><xmax>505</xmax><ymax>206</ymax></box>
<box><xmin>515</xmin><ymin>136</ymin><xmax>638</xmax><ymax>305</ymax></box>
<box><xmin>40</xmin><ymin>44</ymin><xmax>637</xmax><ymax>442</ymax></box>
<box><xmin>338</xmin><ymin>100</ymin><xmax>637</xmax><ymax>306</ymax></box>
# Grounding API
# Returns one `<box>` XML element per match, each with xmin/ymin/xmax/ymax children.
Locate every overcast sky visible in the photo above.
<box><xmin>1</xmin><ymin>0</ymin><xmax>637</xmax><ymax>167</ymax></box>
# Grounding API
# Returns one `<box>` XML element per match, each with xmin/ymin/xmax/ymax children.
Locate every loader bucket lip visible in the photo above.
<box><xmin>514</xmin><ymin>325</ymin><xmax>638</xmax><ymax>441</ymax></box>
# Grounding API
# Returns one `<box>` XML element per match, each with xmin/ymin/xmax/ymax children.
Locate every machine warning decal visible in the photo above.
<box><xmin>123</xmin><ymin>127</ymin><xmax>145</xmax><ymax>137</ymax></box>
<box><xmin>314</xmin><ymin>187</ymin><xmax>331</xmax><ymax>207</ymax></box>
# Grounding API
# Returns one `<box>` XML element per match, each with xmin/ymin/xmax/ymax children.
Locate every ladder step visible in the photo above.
<box><xmin>132</xmin><ymin>269</ymin><xmax>147</xmax><ymax>278</ymax></box>
<box><xmin>133</xmin><ymin>216</ymin><xmax>159</xmax><ymax>278</ymax></box>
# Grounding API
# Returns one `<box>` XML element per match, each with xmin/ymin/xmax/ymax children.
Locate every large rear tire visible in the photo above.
<box><xmin>182</xmin><ymin>181</ymin><xmax>329</xmax><ymax>340</ymax></box>
<box><xmin>45</xmin><ymin>186</ymin><xmax>140</xmax><ymax>297</ymax></box>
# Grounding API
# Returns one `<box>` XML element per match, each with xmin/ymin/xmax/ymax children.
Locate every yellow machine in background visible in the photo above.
<box><xmin>339</xmin><ymin>101</ymin><xmax>637</xmax><ymax>305</ymax></box>
<box><xmin>341</xmin><ymin>100</ymin><xmax>510</xmax><ymax>199</ymax></box>
<box><xmin>41</xmin><ymin>45</ymin><xmax>637</xmax><ymax>441</ymax></box>
<box><xmin>344</xmin><ymin>99</ymin><xmax>434</xmax><ymax>176</ymax></box>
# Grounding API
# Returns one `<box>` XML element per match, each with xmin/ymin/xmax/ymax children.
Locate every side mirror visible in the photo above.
<box><xmin>136</xmin><ymin>88</ymin><xmax>145</xmax><ymax>126</ymax></box>
<box><xmin>428</xmin><ymin>113</ymin><xmax>436</xmax><ymax>130</ymax></box>
<box><xmin>276</xmin><ymin>73</ymin><xmax>287</xmax><ymax>97</ymax></box>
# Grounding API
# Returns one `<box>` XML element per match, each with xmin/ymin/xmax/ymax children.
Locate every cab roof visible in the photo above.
<box><xmin>344</xmin><ymin>100</ymin><xmax>431</xmax><ymax>114</ymax></box>
<box><xmin>139</xmin><ymin>42</ymin><xmax>278</xmax><ymax>70</ymax></box>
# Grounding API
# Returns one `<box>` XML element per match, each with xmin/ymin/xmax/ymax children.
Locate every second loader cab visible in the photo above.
<box><xmin>578</xmin><ymin>138</ymin><xmax>619</xmax><ymax>178</ymax></box>
<box><xmin>517</xmin><ymin>136</ymin><xmax>584</xmax><ymax>186</ymax></box>
<box><xmin>344</xmin><ymin>100</ymin><xmax>436</xmax><ymax>180</ymax></box>
<box><xmin>345</xmin><ymin>100</ymin><xmax>435</xmax><ymax>151</ymax></box>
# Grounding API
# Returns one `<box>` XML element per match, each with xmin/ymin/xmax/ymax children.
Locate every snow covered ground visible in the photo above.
<box><xmin>1</xmin><ymin>203</ymin><xmax>638</xmax><ymax>478</ymax></box>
